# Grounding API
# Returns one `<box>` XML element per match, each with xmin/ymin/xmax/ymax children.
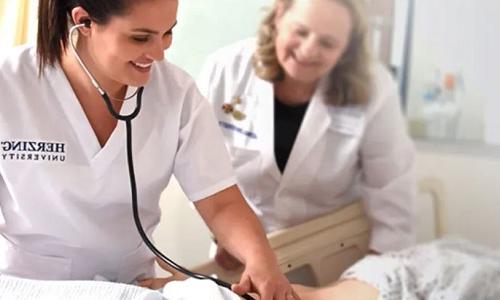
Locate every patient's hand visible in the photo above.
<box><xmin>215</xmin><ymin>246</ymin><xmax>243</xmax><ymax>270</ymax></box>
<box><xmin>139</xmin><ymin>257</ymin><xmax>190</xmax><ymax>290</ymax></box>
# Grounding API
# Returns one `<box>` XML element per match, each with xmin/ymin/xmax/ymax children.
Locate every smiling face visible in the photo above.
<box><xmin>76</xmin><ymin>0</ymin><xmax>178</xmax><ymax>88</ymax></box>
<box><xmin>274</xmin><ymin>0</ymin><xmax>353</xmax><ymax>86</ymax></box>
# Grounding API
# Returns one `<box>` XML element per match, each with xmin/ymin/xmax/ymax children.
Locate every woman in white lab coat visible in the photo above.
<box><xmin>0</xmin><ymin>0</ymin><xmax>298</xmax><ymax>299</ymax></box>
<box><xmin>198</xmin><ymin>0</ymin><xmax>416</xmax><ymax>268</ymax></box>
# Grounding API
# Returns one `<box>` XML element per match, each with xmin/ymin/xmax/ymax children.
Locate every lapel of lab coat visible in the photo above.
<box><xmin>281</xmin><ymin>80</ymin><xmax>331</xmax><ymax>184</ymax></box>
<box><xmin>253</xmin><ymin>77</ymin><xmax>331</xmax><ymax>185</ymax></box>
<box><xmin>253</xmin><ymin>77</ymin><xmax>282</xmax><ymax>182</ymax></box>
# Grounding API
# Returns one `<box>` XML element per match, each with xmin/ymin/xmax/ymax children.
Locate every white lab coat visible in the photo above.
<box><xmin>0</xmin><ymin>46</ymin><xmax>236</xmax><ymax>281</ymax></box>
<box><xmin>198</xmin><ymin>39</ymin><xmax>416</xmax><ymax>252</ymax></box>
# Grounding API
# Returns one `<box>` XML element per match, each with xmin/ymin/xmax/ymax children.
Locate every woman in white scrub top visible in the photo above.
<box><xmin>0</xmin><ymin>0</ymin><xmax>298</xmax><ymax>299</ymax></box>
<box><xmin>198</xmin><ymin>0</ymin><xmax>416</xmax><ymax>268</ymax></box>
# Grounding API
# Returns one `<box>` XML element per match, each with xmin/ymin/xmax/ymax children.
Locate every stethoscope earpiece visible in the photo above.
<box><xmin>82</xmin><ymin>19</ymin><xmax>91</xmax><ymax>28</ymax></box>
<box><xmin>68</xmin><ymin>22</ymin><xmax>140</xmax><ymax>103</ymax></box>
<box><xmin>67</xmin><ymin>20</ymin><xmax>255</xmax><ymax>300</ymax></box>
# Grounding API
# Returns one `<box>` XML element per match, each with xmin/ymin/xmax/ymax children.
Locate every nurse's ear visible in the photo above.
<box><xmin>70</xmin><ymin>6</ymin><xmax>92</xmax><ymax>36</ymax></box>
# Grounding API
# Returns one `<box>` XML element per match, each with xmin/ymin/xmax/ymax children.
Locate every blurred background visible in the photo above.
<box><xmin>1</xmin><ymin>0</ymin><xmax>499</xmax><ymax>268</ymax></box>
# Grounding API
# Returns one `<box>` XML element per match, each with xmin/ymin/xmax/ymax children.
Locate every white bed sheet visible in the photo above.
<box><xmin>0</xmin><ymin>275</ymin><xmax>239</xmax><ymax>300</ymax></box>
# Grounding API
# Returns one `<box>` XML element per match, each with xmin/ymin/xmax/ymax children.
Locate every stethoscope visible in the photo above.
<box><xmin>69</xmin><ymin>21</ymin><xmax>254</xmax><ymax>300</ymax></box>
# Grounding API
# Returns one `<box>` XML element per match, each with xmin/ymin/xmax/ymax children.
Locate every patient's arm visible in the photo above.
<box><xmin>292</xmin><ymin>280</ymin><xmax>379</xmax><ymax>300</ymax></box>
<box><xmin>139</xmin><ymin>277</ymin><xmax>379</xmax><ymax>300</ymax></box>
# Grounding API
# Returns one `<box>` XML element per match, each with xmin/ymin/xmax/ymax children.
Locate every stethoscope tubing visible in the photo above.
<box><xmin>68</xmin><ymin>23</ymin><xmax>254</xmax><ymax>300</ymax></box>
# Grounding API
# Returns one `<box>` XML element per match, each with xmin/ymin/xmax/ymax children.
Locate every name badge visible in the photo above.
<box><xmin>329</xmin><ymin>107</ymin><xmax>365</xmax><ymax>136</ymax></box>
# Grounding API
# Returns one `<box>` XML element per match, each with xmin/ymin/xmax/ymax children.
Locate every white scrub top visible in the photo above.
<box><xmin>0</xmin><ymin>46</ymin><xmax>236</xmax><ymax>282</ymax></box>
<box><xmin>198</xmin><ymin>39</ymin><xmax>416</xmax><ymax>253</ymax></box>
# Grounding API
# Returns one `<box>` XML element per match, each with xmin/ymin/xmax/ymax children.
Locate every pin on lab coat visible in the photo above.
<box><xmin>198</xmin><ymin>39</ymin><xmax>416</xmax><ymax>252</ymax></box>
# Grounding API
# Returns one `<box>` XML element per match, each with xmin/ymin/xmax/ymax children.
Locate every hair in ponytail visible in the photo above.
<box><xmin>37</xmin><ymin>0</ymin><xmax>69</xmax><ymax>73</ymax></box>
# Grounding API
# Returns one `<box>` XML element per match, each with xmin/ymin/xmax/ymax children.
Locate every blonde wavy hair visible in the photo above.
<box><xmin>252</xmin><ymin>0</ymin><xmax>372</xmax><ymax>106</ymax></box>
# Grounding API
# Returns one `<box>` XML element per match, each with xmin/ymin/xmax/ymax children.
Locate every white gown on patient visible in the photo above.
<box><xmin>341</xmin><ymin>239</ymin><xmax>500</xmax><ymax>299</ymax></box>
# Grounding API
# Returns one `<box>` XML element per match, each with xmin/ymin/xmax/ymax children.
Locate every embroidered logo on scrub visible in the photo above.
<box><xmin>1</xmin><ymin>140</ymin><xmax>67</xmax><ymax>162</ymax></box>
<box><xmin>222</xmin><ymin>96</ymin><xmax>246</xmax><ymax>121</ymax></box>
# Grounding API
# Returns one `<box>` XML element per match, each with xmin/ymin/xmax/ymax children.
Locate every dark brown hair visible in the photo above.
<box><xmin>37</xmin><ymin>0</ymin><xmax>134</xmax><ymax>72</ymax></box>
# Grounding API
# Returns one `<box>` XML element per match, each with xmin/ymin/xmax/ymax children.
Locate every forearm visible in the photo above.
<box><xmin>195</xmin><ymin>185</ymin><xmax>277</xmax><ymax>265</ymax></box>
<box><xmin>213</xmin><ymin>201</ymin><xmax>275</xmax><ymax>265</ymax></box>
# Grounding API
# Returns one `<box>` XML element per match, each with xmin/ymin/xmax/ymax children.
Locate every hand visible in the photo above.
<box><xmin>139</xmin><ymin>257</ymin><xmax>189</xmax><ymax>289</ymax></box>
<box><xmin>232</xmin><ymin>257</ymin><xmax>301</xmax><ymax>300</ymax></box>
<box><xmin>155</xmin><ymin>257</ymin><xmax>189</xmax><ymax>280</ymax></box>
<box><xmin>215</xmin><ymin>246</ymin><xmax>244</xmax><ymax>270</ymax></box>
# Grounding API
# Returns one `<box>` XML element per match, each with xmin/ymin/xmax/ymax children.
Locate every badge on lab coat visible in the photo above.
<box><xmin>221</xmin><ymin>96</ymin><xmax>246</xmax><ymax>121</ymax></box>
<box><xmin>219</xmin><ymin>95</ymin><xmax>259</xmax><ymax>148</ymax></box>
<box><xmin>328</xmin><ymin>106</ymin><xmax>365</xmax><ymax>136</ymax></box>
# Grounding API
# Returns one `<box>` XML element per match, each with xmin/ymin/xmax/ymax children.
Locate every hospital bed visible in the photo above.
<box><xmin>191</xmin><ymin>177</ymin><xmax>446</xmax><ymax>286</ymax></box>
<box><xmin>195</xmin><ymin>201</ymin><xmax>370</xmax><ymax>286</ymax></box>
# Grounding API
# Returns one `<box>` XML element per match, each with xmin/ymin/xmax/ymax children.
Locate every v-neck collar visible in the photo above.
<box><xmin>47</xmin><ymin>64</ymin><xmax>137</xmax><ymax>171</ymax></box>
